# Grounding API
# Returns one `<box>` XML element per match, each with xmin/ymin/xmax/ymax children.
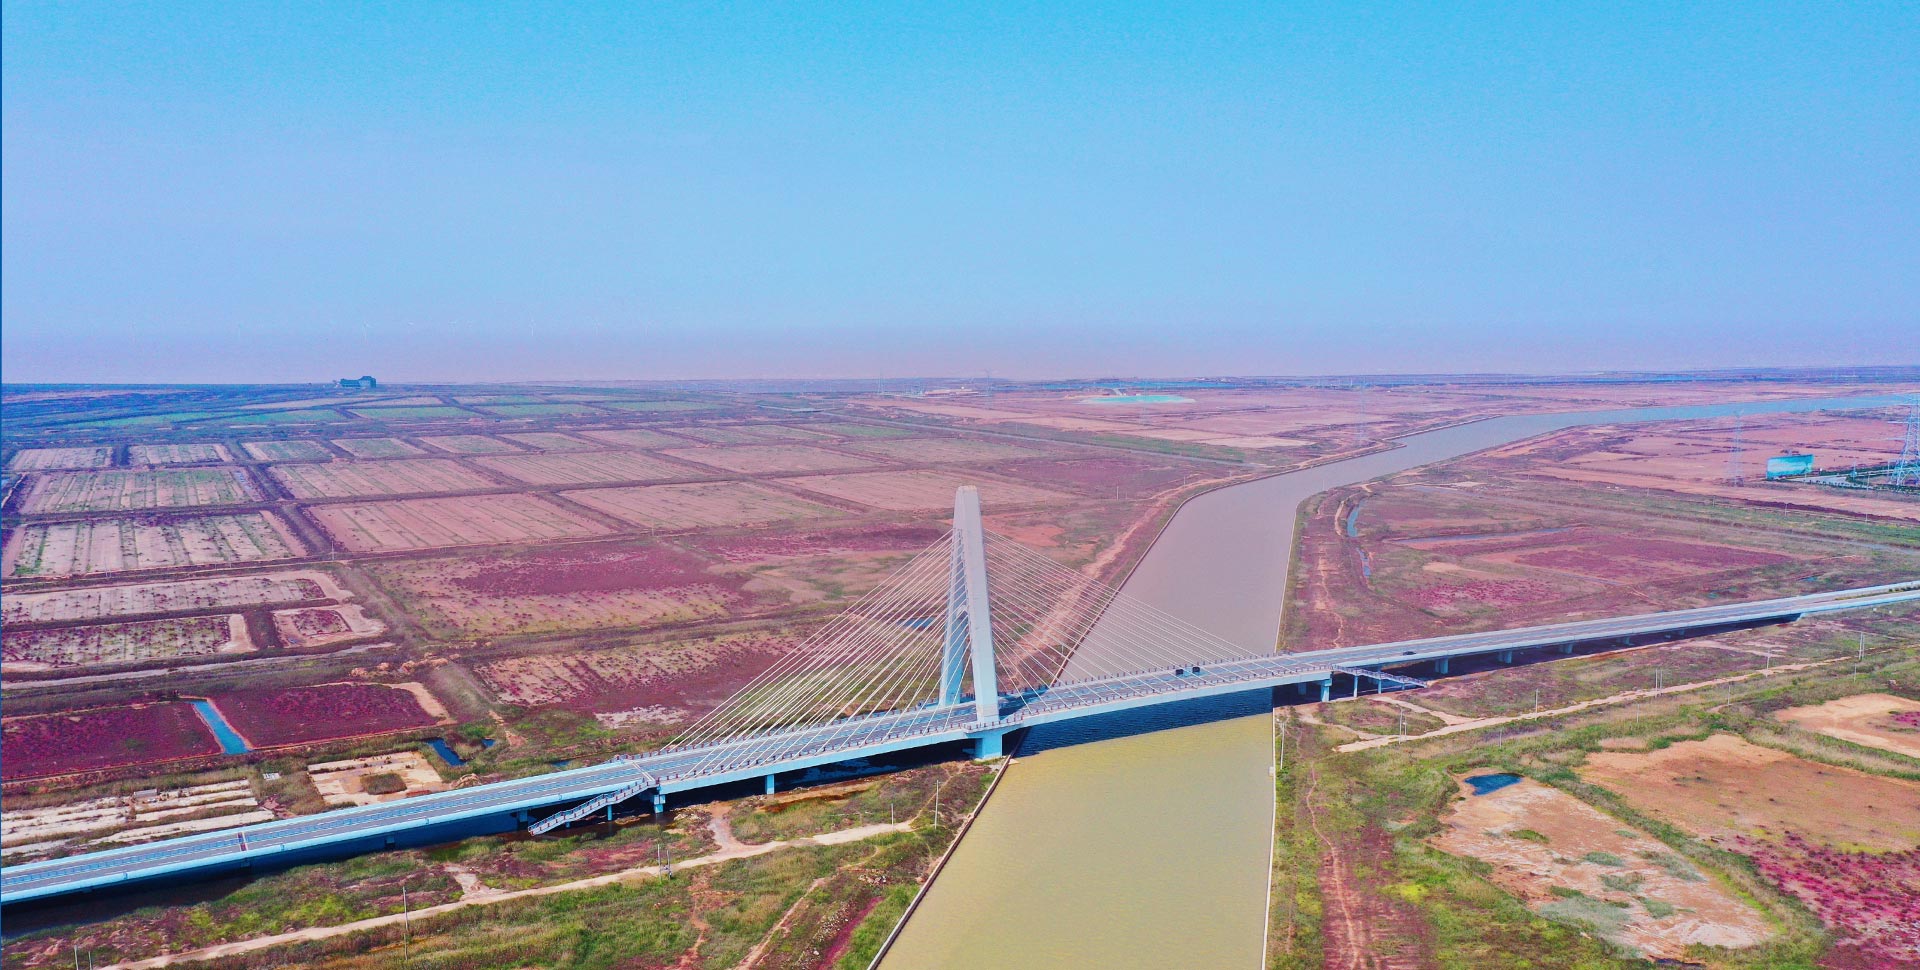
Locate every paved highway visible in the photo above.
<box><xmin>5</xmin><ymin>580</ymin><xmax>1912</xmax><ymax>904</ymax></box>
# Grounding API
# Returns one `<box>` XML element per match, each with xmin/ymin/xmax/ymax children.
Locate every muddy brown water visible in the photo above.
<box><xmin>879</xmin><ymin>394</ymin><xmax>1908</xmax><ymax>970</ymax></box>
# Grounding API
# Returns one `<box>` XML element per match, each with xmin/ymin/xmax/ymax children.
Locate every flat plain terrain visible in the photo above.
<box><xmin>308</xmin><ymin>494</ymin><xmax>613</xmax><ymax>552</ymax></box>
<box><xmin>6</xmin><ymin>447</ymin><xmax>115</xmax><ymax>471</ymax></box>
<box><xmin>20</xmin><ymin>468</ymin><xmax>262</xmax><ymax>513</ymax></box>
<box><xmin>786</xmin><ymin>469</ymin><xmax>1073</xmax><ymax>511</ymax></box>
<box><xmin>565</xmin><ymin>480</ymin><xmax>845</xmax><ymax>529</ymax></box>
<box><xmin>472</xmin><ymin>450</ymin><xmax>699</xmax><ymax>485</ymax></box>
<box><xmin>269</xmin><ymin>458</ymin><xmax>497</xmax><ymax>498</ymax></box>
<box><xmin>3</xmin><ymin>512</ymin><xmax>306</xmax><ymax>579</ymax></box>
<box><xmin>1</xmin><ymin>569</ymin><xmax>343</xmax><ymax>624</ymax></box>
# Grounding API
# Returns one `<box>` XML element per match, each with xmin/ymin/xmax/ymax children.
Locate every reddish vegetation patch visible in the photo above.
<box><xmin>694</xmin><ymin>525</ymin><xmax>948</xmax><ymax>563</ymax></box>
<box><xmin>213</xmin><ymin>684</ymin><xmax>437</xmax><ymax>748</ymax></box>
<box><xmin>1893</xmin><ymin>711</ymin><xmax>1920</xmax><ymax>730</ymax></box>
<box><xmin>1404</xmin><ymin>578</ymin><xmax>1563</xmax><ymax>610</ymax></box>
<box><xmin>994</xmin><ymin>456</ymin><xmax>1199</xmax><ymax>495</ymax></box>
<box><xmin>1741</xmin><ymin>834</ymin><xmax>1920</xmax><ymax>965</ymax></box>
<box><xmin>284</xmin><ymin>608</ymin><xmax>351</xmax><ymax>638</ymax></box>
<box><xmin>1316</xmin><ymin>823</ymin><xmax>1433</xmax><ymax>966</ymax></box>
<box><xmin>1510</xmin><ymin>537</ymin><xmax>1792</xmax><ymax>580</ymax></box>
<box><xmin>453</xmin><ymin>545</ymin><xmax>726</xmax><ymax>596</ymax></box>
<box><xmin>1</xmin><ymin>703</ymin><xmax>220</xmax><ymax>780</ymax></box>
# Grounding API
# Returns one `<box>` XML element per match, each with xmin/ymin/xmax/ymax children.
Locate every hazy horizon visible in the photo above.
<box><xmin>6</xmin><ymin>3</ymin><xmax>1917</xmax><ymax>383</ymax></box>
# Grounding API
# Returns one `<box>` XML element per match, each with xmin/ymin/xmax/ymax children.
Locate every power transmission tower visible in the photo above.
<box><xmin>1893</xmin><ymin>396</ymin><xmax>1920</xmax><ymax>487</ymax></box>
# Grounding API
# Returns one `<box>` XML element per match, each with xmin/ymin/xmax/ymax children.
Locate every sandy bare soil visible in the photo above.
<box><xmin>785</xmin><ymin>469</ymin><xmax>1072</xmax><ymax>511</ymax></box>
<box><xmin>1777</xmin><ymin>693</ymin><xmax>1920</xmax><ymax>761</ymax></box>
<box><xmin>1581</xmin><ymin>734</ymin><xmax>1920</xmax><ymax>851</ymax></box>
<box><xmin>307</xmin><ymin>750</ymin><xmax>446</xmax><ymax>806</ymax></box>
<box><xmin>1433</xmin><ymin>777</ymin><xmax>1770</xmax><ymax>958</ymax></box>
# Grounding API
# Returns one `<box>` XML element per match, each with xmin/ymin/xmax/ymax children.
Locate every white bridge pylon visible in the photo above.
<box><xmin>657</xmin><ymin>486</ymin><xmax>1252</xmax><ymax>777</ymax></box>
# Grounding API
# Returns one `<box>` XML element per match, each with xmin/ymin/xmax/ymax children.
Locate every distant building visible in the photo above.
<box><xmin>338</xmin><ymin>375</ymin><xmax>378</xmax><ymax>389</ymax></box>
<box><xmin>1765</xmin><ymin>453</ymin><xmax>1815</xmax><ymax>478</ymax></box>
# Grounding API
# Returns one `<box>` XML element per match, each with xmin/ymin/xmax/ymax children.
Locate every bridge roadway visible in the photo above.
<box><xmin>5</xmin><ymin>581</ymin><xmax>1914</xmax><ymax>904</ymax></box>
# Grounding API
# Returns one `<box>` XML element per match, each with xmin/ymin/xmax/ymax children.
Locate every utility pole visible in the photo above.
<box><xmin>1278</xmin><ymin>718</ymin><xmax>1287</xmax><ymax>771</ymax></box>
<box><xmin>402</xmin><ymin>883</ymin><xmax>411</xmax><ymax>964</ymax></box>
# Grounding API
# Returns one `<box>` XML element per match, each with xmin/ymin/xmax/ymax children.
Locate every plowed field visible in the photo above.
<box><xmin>418</xmin><ymin>435</ymin><xmax>524</xmax><ymax>455</ymax></box>
<box><xmin>1</xmin><ymin>570</ymin><xmax>340</xmax><ymax>624</ymax></box>
<box><xmin>660</xmin><ymin>444</ymin><xmax>883</xmax><ymax>475</ymax></box>
<box><xmin>128</xmin><ymin>443</ymin><xmax>230</xmax><ymax>465</ymax></box>
<box><xmin>270</xmin><ymin>459</ymin><xmax>496</xmax><ymax>498</ymax></box>
<box><xmin>6</xmin><ymin>447</ymin><xmax>114</xmax><ymax>471</ymax></box>
<box><xmin>20</xmin><ymin>468</ymin><xmax>262</xmax><ymax>513</ymax></box>
<box><xmin>473</xmin><ymin>451</ymin><xmax>696</xmax><ymax>485</ymax></box>
<box><xmin>308</xmin><ymin>494</ymin><xmax>612</xmax><ymax>552</ymax></box>
<box><xmin>242</xmin><ymin>440</ymin><xmax>335</xmax><ymax>462</ymax></box>
<box><xmin>841</xmin><ymin>437</ymin><xmax>1047</xmax><ymax>463</ymax></box>
<box><xmin>330</xmin><ymin>437</ymin><xmax>428</xmax><ymax>458</ymax></box>
<box><xmin>2</xmin><ymin>513</ymin><xmax>306</xmax><ymax>579</ymax></box>
<box><xmin>3</xmin><ymin>614</ymin><xmax>249</xmax><ymax>670</ymax></box>
<box><xmin>566</xmin><ymin>481</ymin><xmax>844</xmax><ymax>529</ymax></box>
<box><xmin>498</xmin><ymin>432</ymin><xmax>600</xmax><ymax>451</ymax></box>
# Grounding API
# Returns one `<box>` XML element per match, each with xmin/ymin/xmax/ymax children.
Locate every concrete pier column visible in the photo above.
<box><xmin>1319</xmin><ymin>678</ymin><xmax>1333</xmax><ymax>703</ymax></box>
<box><xmin>1498</xmin><ymin>650</ymin><xmax>1514</xmax><ymax>664</ymax></box>
<box><xmin>1297</xmin><ymin>681</ymin><xmax>1311</xmax><ymax>695</ymax></box>
<box><xmin>1559</xmin><ymin>643</ymin><xmax>1575</xmax><ymax>655</ymax></box>
<box><xmin>974</xmin><ymin>728</ymin><xmax>1007</xmax><ymax>760</ymax></box>
<box><xmin>652</xmin><ymin>792</ymin><xmax>667</xmax><ymax>817</ymax></box>
<box><xmin>764</xmin><ymin>774</ymin><xmax>777</xmax><ymax>795</ymax></box>
<box><xmin>1435</xmin><ymin>657</ymin><xmax>1450</xmax><ymax>675</ymax></box>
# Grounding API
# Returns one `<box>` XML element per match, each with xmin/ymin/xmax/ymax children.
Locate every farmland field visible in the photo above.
<box><xmin>329</xmin><ymin>437</ymin><xmax>428</xmax><ymax>458</ymax></box>
<box><xmin>594</xmin><ymin>399</ymin><xmax>718</xmax><ymax>412</ymax></box>
<box><xmin>307</xmin><ymin>494</ymin><xmax>612</xmax><ymax>552</ymax></box>
<box><xmin>370</xmin><ymin>543</ymin><xmax>757</xmax><ymax>637</ymax></box>
<box><xmin>269</xmin><ymin>459</ymin><xmax>497</xmax><ymax>498</ymax></box>
<box><xmin>497</xmin><ymin>432</ymin><xmax>600</xmax><ymax>451</ymax></box>
<box><xmin>661</xmin><ymin>424</ymin><xmax>777</xmax><ymax>444</ymax></box>
<box><xmin>241</xmin><ymin>440</ymin><xmax>334</xmax><ymax>462</ymax></box>
<box><xmin>841</xmin><ymin>436</ymin><xmax>1048</xmax><ymax>463</ymax></box>
<box><xmin>128</xmin><ymin>443</ymin><xmax>230</xmax><ymax>465</ymax></box>
<box><xmin>737</xmin><ymin>424</ymin><xmax>832</xmax><ymax>440</ymax></box>
<box><xmin>473</xmin><ymin>451</ymin><xmax>697</xmax><ymax>485</ymax></box>
<box><xmin>479</xmin><ymin>403</ymin><xmax>607</xmax><ymax>417</ymax></box>
<box><xmin>346</xmin><ymin>406</ymin><xmax>473</xmax><ymax>420</ymax></box>
<box><xmin>576</xmin><ymin>428</ymin><xmax>688</xmax><ymax>448</ymax></box>
<box><xmin>206</xmin><ymin>409</ymin><xmax>348</xmax><ymax>426</ymax></box>
<box><xmin>212</xmin><ymin>684</ymin><xmax>441</xmax><ymax>748</ymax></box>
<box><xmin>2</xmin><ymin>513</ymin><xmax>307</xmax><ymax>579</ymax></box>
<box><xmin>1</xmin><ymin>570</ymin><xmax>344</xmax><ymax>624</ymax></box>
<box><xmin>565</xmin><ymin>481</ymin><xmax>845</xmax><ymax>529</ymax></box>
<box><xmin>19</xmin><ymin>468</ymin><xmax>262</xmax><ymax>513</ymax></box>
<box><xmin>1</xmin><ymin>703</ymin><xmax>221</xmax><ymax>780</ymax></box>
<box><xmin>6</xmin><ymin>447</ymin><xmax>115</xmax><ymax>471</ymax></box>
<box><xmin>417</xmin><ymin>434</ymin><xmax>524</xmax><ymax>455</ymax></box>
<box><xmin>271</xmin><ymin>605</ymin><xmax>386</xmax><ymax>648</ymax></box>
<box><xmin>3</xmin><ymin>614</ymin><xmax>250</xmax><ymax>671</ymax></box>
<box><xmin>659</xmin><ymin>444</ymin><xmax>885</xmax><ymax>475</ymax></box>
<box><xmin>785</xmin><ymin>469</ymin><xmax>1073</xmax><ymax>511</ymax></box>
<box><xmin>994</xmin><ymin>455</ymin><xmax>1208</xmax><ymax>496</ymax></box>
<box><xmin>808</xmin><ymin>422</ymin><xmax>916</xmax><ymax>439</ymax></box>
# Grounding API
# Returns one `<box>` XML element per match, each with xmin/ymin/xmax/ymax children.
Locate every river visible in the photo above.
<box><xmin>879</xmin><ymin>393</ymin><xmax>1909</xmax><ymax>969</ymax></box>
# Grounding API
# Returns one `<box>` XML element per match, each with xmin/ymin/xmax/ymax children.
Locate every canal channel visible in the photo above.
<box><xmin>879</xmin><ymin>393</ymin><xmax>1909</xmax><ymax>969</ymax></box>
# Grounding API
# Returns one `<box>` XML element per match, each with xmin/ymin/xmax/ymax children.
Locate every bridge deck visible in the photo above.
<box><xmin>4</xmin><ymin>581</ymin><xmax>1913</xmax><ymax>904</ymax></box>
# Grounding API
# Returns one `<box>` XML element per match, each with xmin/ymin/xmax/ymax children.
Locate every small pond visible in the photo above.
<box><xmin>1464</xmin><ymin>773</ymin><xmax>1522</xmax><ymax>796</ymax></box>
<box><xmin>426</xmin><ymin>738</ymin><xmax>465</xmax><ymax>767</ymax></box>
<box><xmin>189</xmin><ymin>700</ymin><xmax>250</xmax><ymax>755</ymax></box>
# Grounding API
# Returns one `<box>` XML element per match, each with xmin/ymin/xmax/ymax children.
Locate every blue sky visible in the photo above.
<box><xmin>4</xmin><ymin>2</ymin><xmax>1916</xmax><ymax>382</ymax></box>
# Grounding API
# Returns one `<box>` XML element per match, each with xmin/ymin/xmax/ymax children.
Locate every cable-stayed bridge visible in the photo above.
<box><xmin>5</xmin><ymin>487</ymin><xmax>1916</xmax><ymax>904</ymax></box>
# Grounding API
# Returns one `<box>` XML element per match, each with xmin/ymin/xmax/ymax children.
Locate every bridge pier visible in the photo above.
<box><xmin>1297</xmin><ymin>681</ymin><xmax>1311</xmax><ymax>695</ymax></box>
<box><xmin>1434</xmin><ymin>657</ymin><xmax>1450</xmax><ymax>675</ymax></box>
<box><xmin>652</xmin><ymin>792</ymin><xmax>667</xmax><ymax>817</ymax></box>
<box><xmin>973</xmin><ymin>728</ymin><xmax>1008</xmax><ymax>760</ymax></box>
<box><xmin>764</xmin><ymin>774</ymin><xmax>777</xmax><ymax>795</ymax></box>
<box><xmin>1497</xmin><ymin>649</ymin><xmax>1515</xmax><ymax>664</ymax></box>
<box><xmin>1319</xmin><ymin>678</ymin><xmax>1333</xmax><ymax>703</ymax></box>
<box><xmin>1559</xmin><ymin>643</ymin><xmax>1575</xmax><ymax>655</ymax></box>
